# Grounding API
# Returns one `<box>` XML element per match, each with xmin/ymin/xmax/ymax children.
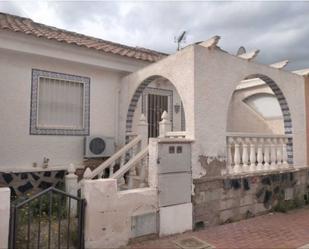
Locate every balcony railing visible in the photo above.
<box><xmin>226</xmin><ymin>133</ymin><xmax>292</xmax><ymax>175</ymax></box>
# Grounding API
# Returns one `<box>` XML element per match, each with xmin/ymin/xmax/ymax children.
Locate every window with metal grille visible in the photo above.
<box><xmin>30</xmin><ymin>69</ymin><xmax>90</xmax><ymax>135</ymax></box>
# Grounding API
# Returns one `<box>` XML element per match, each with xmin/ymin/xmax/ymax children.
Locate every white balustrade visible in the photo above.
<box><xmin>226</xmin><ymin>133</ymin><xmax>292</xmax><ymax>175</ymax></box>
<box><xmin>242</xmin><ymin>141</ymin><xmax>249</xmax><ymax>172</ymax></box>
<box><xmin>249</xmin><ymin>140</ymin><xmax>256</xmax><ymax>172</ymax></box>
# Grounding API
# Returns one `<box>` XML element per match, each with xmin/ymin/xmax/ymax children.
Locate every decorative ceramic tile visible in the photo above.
<box><xmin>30</xmin><ymin>69</ymin><xmax>90</xmax><ymax>136</ymax></box>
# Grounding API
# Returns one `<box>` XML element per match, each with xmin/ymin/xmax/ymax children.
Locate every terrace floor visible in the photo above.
<box><xmin>128</xmin><ymin>206</ymin><xmax>309</xmax><ymax>249</ymax></box>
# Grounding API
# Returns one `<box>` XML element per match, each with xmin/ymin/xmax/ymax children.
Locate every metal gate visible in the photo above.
<box><xmin>147</xmin><ymin>94</ymin><xmax>168</xmax><ymax>137</ymax></box>
<box><xmin>9</xmin><ymin>187</ymin><xmax>85</xmax><ymax>249</ymax></box>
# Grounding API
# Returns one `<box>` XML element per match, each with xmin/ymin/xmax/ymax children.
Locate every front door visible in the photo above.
<box><xmin>147</xmin><ymin>94</ymin><xmax>168</xmax><ymax>137</ymax></box>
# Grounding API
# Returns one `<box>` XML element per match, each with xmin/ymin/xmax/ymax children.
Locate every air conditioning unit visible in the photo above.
<box><xmin>84</xmin><ymin>136</ymin><xmax>115</xmax><ymax>158</ymax></box>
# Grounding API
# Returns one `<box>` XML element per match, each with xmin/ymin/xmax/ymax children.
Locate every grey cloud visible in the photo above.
<box><xmin>0</xmin><ymin>1</ymin><xmax>308</xmax><ymax>70</ymax></box>
<box><xmin>0</xmin><ymin>1</ymin><xmax>24</xmax><ymax>16</ymax></box>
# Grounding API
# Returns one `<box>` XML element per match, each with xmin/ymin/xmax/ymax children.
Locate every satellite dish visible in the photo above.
<box><xmin>175</xmin><ymin>31</ymin><xmax>187</xmax><ymax>51</ymax></box>
<box><xmin>237</xmin><ymin>46</ymin><xmax>246</xmax><ymax>56</ymax></box>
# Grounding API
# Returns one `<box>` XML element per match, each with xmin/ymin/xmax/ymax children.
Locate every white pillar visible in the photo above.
<box><xmin>282</xmin><ymin>138</ymin><xmax>289</xmax><ymax>168</ymax></box>
<box><xmin>264</xmin><ymin>139</ymin><xmax>270</xmax><ymax>170</ymax></box>
<box><xmin>137</xmin><ymin>113</ymin><xmax>148</xmax><ymax>148</ymax></box>
<box><xmin>0</xmin><ymin>188</ymin><xmax>10</xmax><ymax>249</ymax></box>
<box><xmin>159</xmin><ymin>111</ymin><xmax>172</xmax><ymax>138</ymax></box>
<box><xmin>277</xmin><ymin>139</ymin><xmax>283</xmax><ymax>168</ymax></box>
<box><xmin>256</xmin><ymin>138</ymin><xmax>264</xmax><ymax>171</ymax></box>
<box><xmin>81</xmin><ymin>167</ymin><xmax>93</xmax><ymax>198</ymax></box>
<box><xmin>65</xmin><ymin>164</ymin><xmax>78</xmax><ymax>217</ymax></box>
<box><xmin>249</xmin><ymin>139</ymin><xmax>256</xmax><ymax>172</ymax></box>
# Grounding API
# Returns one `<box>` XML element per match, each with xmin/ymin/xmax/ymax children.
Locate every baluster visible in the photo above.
<box><xmin>249</xmin><ymin>138</ymin><xmax>257</xmax><ymax>172</ymax></box>
<box><xmin>264</xmin><ymin>139</ymin><xmax>271</xmax><ymax>171</ymax></box>
<box><xmin>233</xmin><ymin>139</ymin><xmax>241</xmax><ymax>174</ymax></box>
<box><xmin>127</xmin><ymin>167</ymin><xmax>136</xmax><ymax>189</ymax></box>
<box><xmin>270</xmin><ymin>138</ymin><xmax>277</xmax><ymax>170</ymax></box>
<box><xmin>282</xmin><ymin>138</ymin><xmax>289</xmax><ymax>168</ymax></box>
<box><xmin>109</xmin><ymin>162</ymin><xmax>115</xmax><ymax>177</ymax></box>
<box><xmin>120</xmin><ymin>155</ymin><xmax>125</xmax><ymax>168</ymax></box>
<box><xmin>277</xmin><ymin>138</ymin><xmax>283</xmax><ymax>168</ymax></box>
<box><xmin>242</xmin><ymin>139</ymin><xmax>249</xmax><ymax>172</ymax></box>
<box><xmin>256</xmin><ymin>138</ymin><xmax>264</xmax><ymax>171</ymax></box>
<box><xmin>98</xmin><ymin>171</ymin><xmax>103</xmax><ymax>178</ymax></box>
<box><xmin>139</xmin><ymin>157</ymin><xmax>147</xmax><ymax>188</ymax></box>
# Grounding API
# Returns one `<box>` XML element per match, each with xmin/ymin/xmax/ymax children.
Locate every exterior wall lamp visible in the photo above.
<box><xmin>174</xmin><ymin>103</ymin><xmax>181</xmax><ymax>114</ymax></box>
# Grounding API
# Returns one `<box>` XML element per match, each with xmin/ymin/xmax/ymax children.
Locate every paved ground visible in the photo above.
<box><xmin>128</xmin><ymin>207</ymin><xmax>309</xmax><ymax>249</ymax></box>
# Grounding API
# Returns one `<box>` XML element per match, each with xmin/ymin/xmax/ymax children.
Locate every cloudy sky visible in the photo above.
<box><xmin>0</xmin><ymin>1</ymin><xmax>308</xmax><ymax>70</ymax></box>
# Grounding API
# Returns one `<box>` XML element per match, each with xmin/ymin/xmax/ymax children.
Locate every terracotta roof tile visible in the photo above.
<box><xmin>0</xmin><ymin>12</ymin><xmax>167</xmax><ymax>63</ymax></box>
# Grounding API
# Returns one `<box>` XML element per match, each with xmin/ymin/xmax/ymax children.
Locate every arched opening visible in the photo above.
<box><xmin>226</xmin><ymin>74</ymin><xmax>293</xmax><ymax>172</ymax></box>
<box><xmin>126</xmin><ymin>75</ymin><xmax>186</xmax><ymax>138</ymax></box>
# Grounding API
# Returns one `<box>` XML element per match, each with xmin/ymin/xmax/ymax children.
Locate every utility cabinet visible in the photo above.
<box><xmin>157</xmin><ymin>142</ymin><xmax>192</xmax><ymax>207</ymax></box>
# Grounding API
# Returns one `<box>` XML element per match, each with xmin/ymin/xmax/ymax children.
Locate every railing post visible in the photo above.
<box><xmin>242</xmin><ymin>139</ymin><xmax>249</xmax><ymax>172</ymax></box>
<box><xmin>128</xmin><ymin>168</ymin><xmax>136</xmax><ymax>189</ymax></box>
<box><xmin>270</xmin><ymin>139</ymin><xmax>277</xmax><ymax>170</ymax></box>
<box><xmin>139</xmin><ymin>157</ymin><xmax>147</xmax><ymax>188</ymax></box>
<box><xmin>282</xmin><ymin>138</ymin><xmax>289</xmax><ymax>168</ymax></box>
<box><xmin>65</xmin><ymin>164</ymin><xmax>78</xmax><ymax>217</ymax></box>
<box><xmin>81</xmin><ymin>168</ymin><xmax>92</xmax><ymax>198</ymax></box>
<box><xmin>137</xmin><ymin>113</ymin><xmax>148</xmax><ymax>148</ymax></box>
<box><xmin>256</xmin><ymin>138</ymin><xmax>264</xmax><ymax>171</ymax></box>
<box><xmin>159</xmin><ymin>111</ymin><xmax>171</xmax><ymax>138</ymax></box>
<box><xmin>264</xmin><ymin>139</ymin><xmax>271</xmax><ymax>170</ymax></box>
<box><xmin>109</xmin><ymin>162</ymin><xmax>115</xmax><ymax>177</ymax></box>
<box><xmin>277</xmin><ymin>138</ymin><xmax>283</xmax><ymax>168</ymax></box>
<box><xmin>249</xmin><ymin>138</ymin><xmax>257</xmax><ymax>172</ymax></box>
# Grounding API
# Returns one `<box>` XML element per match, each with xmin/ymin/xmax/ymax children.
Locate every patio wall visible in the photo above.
<box><xmin>193</xmin><ymin>45</ymin><xmax>307</xmax><ymax>178</ymax></box>
<box><xmin>0</xmin><ymin>188</ymin><xmax>10</xmax><ymax>249</ymax></box>
<box><xmin>192</xmin><ymin>168</ymin><xmax>309</xmax><ymax>227</ymax></box>
<box><xmin>83</xmin><ymin>179</ymin><xmax>158</xmax><ymax>249</ymax></box>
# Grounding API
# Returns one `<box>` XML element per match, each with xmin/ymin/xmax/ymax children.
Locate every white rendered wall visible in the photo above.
<box><xmin>227</xmin><ymin>84</ymin><xmax>284</xmax><ymax>134</ymax></box>
<box><xmin>83</xmin><ymin>179</ymin><xmax>157</xmax><ymax>249</ymax></box>
<box><xmin>119</xmin><ymin>46</ymin><xmax>195</xmax><ymax>144</ymax></box>
<box><xmin>0</xmin><ymin>48</ymin><xmax>125</xmax><ymax>171</ymax></box>
<box><xmin>193</xmin><ymin>45</ymin><xmax>307</xmax><ymax>178</ymax></box>
<box><xmin>0</xmin><ymin>188</ymin><xmax>10</xmax><ymax>249</ymax></box>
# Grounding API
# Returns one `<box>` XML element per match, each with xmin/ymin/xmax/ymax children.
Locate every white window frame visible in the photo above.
<box><xmin>30</xmin><ymin>69</ymin><xmax>90</xmax><ymax>135</ymax></box>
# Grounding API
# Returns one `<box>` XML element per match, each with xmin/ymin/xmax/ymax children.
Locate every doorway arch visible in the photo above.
<box><xmin>125</xmin><ymin>75</ymin><xmax>186</xmax><ymax>136</ymax></box>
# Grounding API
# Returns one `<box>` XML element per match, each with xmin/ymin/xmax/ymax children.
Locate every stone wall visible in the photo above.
<box><xmin>0</xmin><ymin>170</ymin><xmax>65</xmax><ymax>198</ymax></box>
<box><xmin>193</xmin><ymin>168</ymin><xmax>309</xmax><ymax>227</ymax></box>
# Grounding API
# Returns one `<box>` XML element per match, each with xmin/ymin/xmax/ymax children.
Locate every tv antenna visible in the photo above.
<box><xmin>174</xmin><ymin>31</ymin><xmax>187</xmax><ymax>51</ymax></box>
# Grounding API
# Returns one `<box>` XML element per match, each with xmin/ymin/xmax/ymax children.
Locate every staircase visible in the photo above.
<box><xmin>80</xmin><ymin>135</ymin><xmax>149</xmax><ymax>190</ymax></box>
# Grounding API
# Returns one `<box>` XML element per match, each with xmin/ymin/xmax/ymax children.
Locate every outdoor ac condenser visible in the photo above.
<box><xmin>84</xmin><ymin>136</ymin><xmax>115</xmax><ymax>158</ymax></box>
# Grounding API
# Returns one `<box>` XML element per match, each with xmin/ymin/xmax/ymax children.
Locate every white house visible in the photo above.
<box><xmin>1</xmin><ymin>11</ymin><xmax>309</xmax><ymax>248</ymax></box>
<box><xmin>0</xmin><ymin>12</ymin><xmax>187</xmax><ymax>194</ymax></box>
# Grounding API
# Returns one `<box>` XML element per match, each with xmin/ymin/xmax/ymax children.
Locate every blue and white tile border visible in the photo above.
<box><xmin>245</xmin><ymin>74</ymin><xmax>293</xmax><ymax>164</ymax></box>
<box><xmin>30</xmin><ymin>69</ymin><xmax>90</xmax><ymax>136</ymax></box>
